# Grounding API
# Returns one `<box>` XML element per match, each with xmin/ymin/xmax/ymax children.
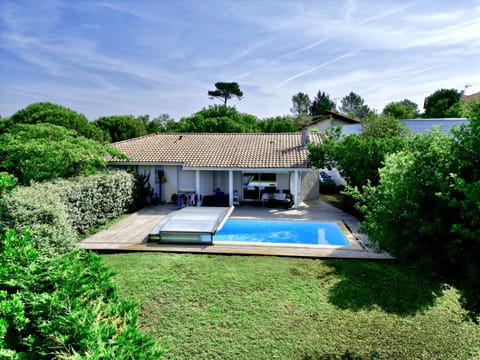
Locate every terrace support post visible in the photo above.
<box><xmin>228</xmin><ymin>170</ymin><xmax>233</xmax><ymax>207</ymax></box>
<box><xmin>195</xmin><ymin>170</ymin><xmax>201</xmax><ymax>206</ymax></box>
<box><xmin>293</xmin><ymin>170</ymin><xmax>300</xmax><ymax>209</ymax></box>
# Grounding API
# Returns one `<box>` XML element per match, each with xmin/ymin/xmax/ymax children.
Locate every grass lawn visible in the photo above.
<box><xmin>101</xmin><ymin>253</ymin><xmax>480</xmax><ymax>359</ymax></box>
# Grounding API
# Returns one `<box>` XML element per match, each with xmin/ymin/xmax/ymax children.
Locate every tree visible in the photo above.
<box><xmin>423</xmin><ymin>88</ymin><xmax>463</xmax><ymax>118</ymax></box>
<box><xmin>308</xmin><ymin>113</ymin><xmax>407</xmax><ymax>189</ymax></box>
<box><xmin>383</xmin><ymin>99</ymin><xmax>420</xmax><ymax>119</ymax></box>
<box><xmin>309</xmin><ymin>90</ymin><xmax>335</xmax><ymax>116</ymax></box>
<box><xmin>208</xmin><ymin>82</ymin><xmax>243</xmax><ymax>105</ymax></box>
<box><xmin>177</xmin><ymin>105</ymin><xmax>258</xmax><ymax>133</ymax></box>
<box><xmin>257</xmin><ymin>116</ymin><xmax>297</xmax><ymax>133</ymax></box>
<box><xmin>361</xmin><ymin>113</ymin><xmax>409</xmax><ymax>139</ymax></box>
<box><xmin>339</xmin><ymin>92</ymin><xmax>370</xmax><ymax>119</ymax></box>
<box><xmin>93</xmin><ymin>115</ymin><xmax>148</xmax><ymax>142</ymax></box>
<box><xmin>7</xmin><ymin>102</ymin><xmax>98</xmax><ymax>139</ymax></box>
<box><xmin>0</xmin><ymin>123</ymin><xmax>126</xmax><ymax>185</ymax></box>
<box><xmin>291</xmin><ymin>92</ymin><xmax>311</xmax><ymax>116</ymax></box>
<box><xmin>146</xmin><ymin>114</ymin><xmax>175</xmax><ymax>133</ymax></box>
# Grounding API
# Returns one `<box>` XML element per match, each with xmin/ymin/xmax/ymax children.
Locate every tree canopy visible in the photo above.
<box><xmin>93</xmin><ymin>115</ymin><xmax>149</xmax><ymax>143</ymax></box>
<box><xmin>308</xmin><ymin>114</ymin><xmax>407</xmax><ymax>189</ymax></box>
<box><xmin>177</xmin><ymin>105</ymin><xmax>258</xmax><ymax>133</ymax></box>
<box><xmin>309</xmin><ymin>91</ymin><xmax>335</xmax><ymax>116</ymax></box>
<box><xmin>257</xmin><ymin>116</ymin><xmax>297</xmax><ymax>133</ymax></box>
<box><xmin>6</xmin><ymin>102</ymin><xmax>102</xmax><ymax>139</ymax></box>
<box><xmin>291</xmin><ymin>92</ymin><xmax>311</xmax><ymax>116</ymax></box>
<box><xmin>423</xmin><ymin>88</ymin><xmax>463</xmax><ymax>118</ymax></box>
<box><xmin>382</xmin><ymin>99</ymin><xmax>420</xmax><ymax>119</ymax></box>
<box><xmin>208</xmin><ymin>82</ymin><xmax>243</xmax><ymax>105</ymax></box>
<box><xmin>339</xmin><ymin>92</ymin><xmax>370</xmax><ymax>119</ymax></box>
<box><xmin>0</xmin><ymin>123</ymin><xmax>125</xmax><ymax>185</ymax></box>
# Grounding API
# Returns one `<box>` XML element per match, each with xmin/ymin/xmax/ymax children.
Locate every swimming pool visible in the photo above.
<box><xmin>213</xmin><ymin>219</ymin><xmax>350</xmax><ymax>246</ymax></box>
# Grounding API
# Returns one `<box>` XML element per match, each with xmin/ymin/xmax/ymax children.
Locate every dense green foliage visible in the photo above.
<box><xmin>93</xmin><ymin>115</ymin><xmax>149</xmax><ymax>142</ymax></box>
<box><xmin>5</xmin><ymin>102</ymin><xmax>98</xmax><ymax>138</ymax></box>
<box><xmin>177</xmin><ymin>105</ymin><xmax>258</xmax><ymax>132</ymax></box>
<box><xmin>352</xmin><ymin>130</ymin><xmax>455</xmax><ymax>261</ymax></box>
<box><xmin>350</xmin><ymin>103</ymin><xmax>480</xmax><ymax>319</ymax></box>
<box><xmin>257</xmin><ymin>115</ymin><xmax>297</xmax><ymax>132</ymax></box>
<box><xmin>0</xmin><ymin>171</ymin><xmax>141</xmax><ymax>256</ymax></box>
<box><xmin>0</xmin><ymin>123</ymin><xmax>126</xmax><ymax>185</ymax></box>
<box><xmin>103</xmin><ymin>253</ymin><xmax>480</xmax><ymax>359</ymax></box>
<box><xmin>0</xmin><ymin>173</ymin><xmax>17</xmax><ymax>195</ymax></box>
<box><xmin>0</xmin><ymin>230</ymin><xmax>162</xmax><ymax>358</ymax></box>
<box><xmin>0</xmin><ymin>184</ymin><xmax>78</xmax><ymax>258</ymax></box>
<box><xmin>339</xmin><ymin>92</ymin><xmax>370</xmax><ymax>119</ymax></box>
<box><xmin>423</xmin><ymin>88</ymin><xmax>463</xmax><ymax>118</ymax></box>
<box><xmin>41</xmin><ymin>171</ymin><xmax>140</xmax><ymax>234</ymax></box>
<box><xmin>207</xmin><ymin>82</ymin><xmax>243</xmax><ymax>105</ymax></box>
<box><xmin>308</xmin><ymin>114</ymin><xmax>407</xmax><ymax>188</ymax></box>
<box><xmin>309</xmin><ymin>90</ymin><xmax>335</xmax><ymax>116</ymax></box>
<box><xmin>382</xmin><ymin>99</ymin><xmax>420</xmax><ymax>119</ymax></box>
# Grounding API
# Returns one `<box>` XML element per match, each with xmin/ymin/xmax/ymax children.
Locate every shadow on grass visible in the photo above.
<box><xmin>325</xmin><ymin>260</ymin><xmax>445</xmax><ymax>316</ymax></box>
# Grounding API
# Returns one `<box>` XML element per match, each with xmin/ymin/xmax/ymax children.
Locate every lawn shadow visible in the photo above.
<box><xmin>324</xmin><ymin>259</ymin><xmax>445</xmax><ymax>316</ymax></box>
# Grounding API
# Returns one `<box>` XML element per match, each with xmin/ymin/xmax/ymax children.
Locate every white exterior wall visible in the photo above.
<box><xmin>309</xmin><ymin>120</ymin><xmax>332</xmax><ymax>132</ymax></box>
<box><xmin>301</xmin><ymin>170</ymin><xmax>320</xmax><ymax>202</ymax></box>
<box><xmin>163</xmin><ymin>165</ymin><xmax>178</xmax><ymax>202</ymax></box>
<box><xmin>276</xmin><ymin>173</ymin><xmax>290</xmax><ymax>193</ymax></box>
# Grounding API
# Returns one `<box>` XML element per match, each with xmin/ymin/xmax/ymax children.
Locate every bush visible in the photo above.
<box><xmin>44</xmin><ymin>170</ymin><xmax>139</xmax><ymax>234</ymax></box>
<box><xmin>0</xmin><ymin>172</ymin><xmax>17</xmax><ymax>195</ymax></box>
<box><xmin>0</xmin><ymin>230</ymin><xmax>163</xmax><ymax>358</ymax></box>
<box><xmin>0</xmin><ymin>171</ymin><xmax>141</xmax><ymax>256</ymax></box>
<box><xmin>319</xmin><ymin>180</ymin><xmax>337</xmax><ymax>194</ymax></box>
<box><xmin>0</xmin><ymin>184</ymin><xmax>77</xmax><ymax>258</ymax></box>
<box><xmin>351</xmin><ymin>130</ymin><xmax>455</xmax><ymax>267</ymax></box>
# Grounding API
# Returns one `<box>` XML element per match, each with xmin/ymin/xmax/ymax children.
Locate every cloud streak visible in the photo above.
<box><xmin>276</xmin><ymin>50</ymin><xmax>361</xmax><ymax>87</ymax></box>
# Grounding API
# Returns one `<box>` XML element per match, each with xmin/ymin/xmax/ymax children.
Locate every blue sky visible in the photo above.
<box><xmin>1</xmin><ymin>0</ymin><xmax>480</xmax><ymax>121</ymax></box>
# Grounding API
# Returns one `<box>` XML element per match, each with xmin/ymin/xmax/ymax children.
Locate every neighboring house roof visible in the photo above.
<box><xmin>340</xmin><ymin>118</ymin><xmax>469</xmax><ymax>136</ymax></box>
<box><xmin>109</xmin><ymin>132</ymin><xmax>322</xmax><ymax>169</ymax></box>
<box><xmin>402</xmin><ymin>118</ymin><xmax>469</xmax><ymax>133</ymax></box>
<box><xmin>462</xmin><ymin>92</ymin><xmax>480</xmax><ymax>106</ymax></box>
<box><xmin>308</xmin><ymin>110</ymin><xmax>361</xmax><ymax>126</ymax></box>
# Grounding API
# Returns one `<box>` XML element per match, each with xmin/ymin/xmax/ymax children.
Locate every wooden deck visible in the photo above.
<box><xmin>79</xmin><ymin>200</ymin><xmax>393</xmax><ymax>260</ymax></box>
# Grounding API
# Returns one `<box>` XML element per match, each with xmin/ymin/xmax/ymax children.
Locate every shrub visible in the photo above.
<box><xmin>0</xmin><ymin>172</ymin><xmax>17</xmax><ymax>195</ymax></box>
<box><xmin>351</xmin><ymin>129</ymin><xmax>455</xmax><ymax>267</ymax></box>
<box><xmin>0</xmin><ymin>184</ymin><xmax>77</xmax><ymax>258</ymax></box>
<box><xmin>0</xmin><ymin>230</ymin><xmax>163</xmax><ymax>358</ymax></box>
<box><xmin>43</xmin><ymin>170</ymin><xmax>139</xmax><ymax>234</ymax></box>
<box><xmin>319</xmin><ymin>180</ymin><xmax>337</xmax><ymax>194</ymax></box>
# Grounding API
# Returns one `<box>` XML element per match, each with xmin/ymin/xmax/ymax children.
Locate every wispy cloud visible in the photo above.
<box><xmin>2</xmin><ymin>0</ymin><xmax>480</xmax><ymax>120</ymax></box>
<box><xmin>276</xmin><ymin>50</ymin><xmax>361</xmax><ymax>87</ymax></box>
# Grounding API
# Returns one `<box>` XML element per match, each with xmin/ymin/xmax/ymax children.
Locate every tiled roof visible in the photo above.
<box><xmin>462</xmin><ymin>92</ymin><xmax>480</xmax><ymax>105</ymax></box>
<box><xmin>109</xmin><ymin>132</ymin><xmax>322</xmax><ymax>169</ymax></box>
<box><xmin>309</xmin><ymin>110</ymin><xmax>361</xmax><ymax>126</ymax></box>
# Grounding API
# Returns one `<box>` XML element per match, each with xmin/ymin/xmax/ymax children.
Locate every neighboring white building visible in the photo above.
<box><xmin>108</xmin><ymin>132</ymin><xmax>323</xmax><ymax>208</ymax></box>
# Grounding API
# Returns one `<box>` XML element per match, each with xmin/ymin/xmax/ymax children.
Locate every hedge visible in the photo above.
<box><xmin>43</xmin><ymin>170</ymin><xmax>139</xmax><ymax>234</ymax></box>
<box><xmin>0</xmin><ymin>184</ymin><xmax>77</xmax><ymax>258</ymax></box>
<box><xmin>0</xmin><ymin>170</ymin><xmax>141</xmax><ymax>256</ymax></box>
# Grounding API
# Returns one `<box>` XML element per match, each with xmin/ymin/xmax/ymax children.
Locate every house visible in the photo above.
<box><xmin>108</xmin><ymin>132</ymin><xmax>322</xmax><ymax>208</ymax></box>
<box><xmin>307</xmin><ymin>110</ymin><xmax>361</xmax><ymax>132</ymax></box>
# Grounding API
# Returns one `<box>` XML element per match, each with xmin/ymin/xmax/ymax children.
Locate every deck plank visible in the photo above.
<box><xmin>79</xmin><ymin>200</ymin><xmax>393</xmax><ymax>260</ymax></box>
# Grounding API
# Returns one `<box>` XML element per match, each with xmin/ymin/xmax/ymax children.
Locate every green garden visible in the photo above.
<box><xmin>1</xmin><ymin>90</ymin><xmax>480</xmax><ymax>358</ymax></box>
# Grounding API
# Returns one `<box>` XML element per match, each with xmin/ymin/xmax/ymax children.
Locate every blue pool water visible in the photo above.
<box><xmin>213</xmin><ymin>219</ymin><xmax>349</xmax><ymax>246</ymax></box>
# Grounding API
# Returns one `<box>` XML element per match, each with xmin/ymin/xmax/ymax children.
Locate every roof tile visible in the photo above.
<box><xmin>109</xmin><ymin>133</ymin><xmax>322</xmax><ymax>169</ymax></box>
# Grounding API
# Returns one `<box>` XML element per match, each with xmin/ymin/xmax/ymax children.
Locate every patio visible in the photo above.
<box><xmin>79</xmin><ymin>199</ymin><xmax>392</xmax><ymax>259</ymax></box>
